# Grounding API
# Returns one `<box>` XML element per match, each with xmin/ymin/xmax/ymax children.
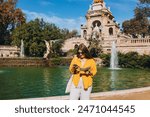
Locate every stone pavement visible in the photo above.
<box><xmin>28</xmin><ymin>86</ymin><xmax>150</xmax><ymax>100</ymax></box>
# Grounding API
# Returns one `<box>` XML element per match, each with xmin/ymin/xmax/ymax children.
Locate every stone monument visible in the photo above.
<box><xmin>62</xmin><ymin>0</ymin><xmax>150</xmax><ymax>55</ymax></box>
<box><xmin>43</xmin><ymin>40</ymin><xmax>51</xmax><ymax>59</ymax></box>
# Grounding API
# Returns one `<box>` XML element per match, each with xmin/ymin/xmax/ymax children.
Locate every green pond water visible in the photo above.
<box><xmin>0</xmin><ymin>67</ymin><xmax>150</xmax><ymax>100</ymax></box>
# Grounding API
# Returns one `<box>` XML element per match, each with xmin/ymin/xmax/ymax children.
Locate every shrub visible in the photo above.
<box><xmin>100</xmin><ymin>52</ymin><xmax>150</xmax><ymax>68</ymax></box>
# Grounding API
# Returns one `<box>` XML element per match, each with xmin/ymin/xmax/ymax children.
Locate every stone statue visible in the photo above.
<box><xmin>92</xmin><ymin>23</ymin><xmax>99</xmax><ymax>39</ymax></box>
<box><xmin>20</xmin><ymin>39</ymin><xmax>25</xmax><ymax>58</ymax></box>
<box><xmin>92</xmin><ymin>32</ymin><xmax>96</xmax><ymax>40</ymax></box>
<box><xmin>94</xmin><ymin>0</ymin><xmax>103</xmax><ymax>3</ymax></box>
<box><xmin>43</xmin><ymin>40</ymin><xmax>51</xmax><ymax>59</ymax></box>
<box><xmin>93</xmin><ymin>23</ymin><xmax>99</xmax><ymax>32</ymax></box>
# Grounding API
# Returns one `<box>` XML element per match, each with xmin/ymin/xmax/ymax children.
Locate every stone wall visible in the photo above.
<box><xmin>102</xmin><ymin>37</ymin><xmax>150</xmax><ymax>55</ymax></box>
<box><xmin>0</xmin><ymin>58</ymin><xmax>72</xmax><ymax>67</ymax></box>
<box><xmin>0</xmin><ymin>58</ymin><xmax>49</xmax><ymax>67</ymax></box>
<box><xmin>61</xmin><ymin>37</ymin><xmax>88</xmax><ymax>52</ymax></box>
<box><xmin>0</xmin><ymin>46</ymin><xmax>20</xmax><ymax>58</ymax></box>
<box><xmin>0</xmin><ymin>57</ymin><xmax>102</xmax><ymax>67</ymax></box>
<box><xmin>62</xmin><ymin>36</ymin><xmax>150</xmax><ymax>55</ymax></box>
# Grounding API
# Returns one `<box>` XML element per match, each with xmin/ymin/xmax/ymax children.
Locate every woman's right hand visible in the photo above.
<box><xmin>72</xmin><ymin>64</ymin><xmax>80</xmax><ymax>74</ymax></box>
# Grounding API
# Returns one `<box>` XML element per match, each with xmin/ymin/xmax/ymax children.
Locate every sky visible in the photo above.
<box><xmin>17</xmin><ymin>0</ymin><xmax>138</xmax><ymax>31</ymax></box>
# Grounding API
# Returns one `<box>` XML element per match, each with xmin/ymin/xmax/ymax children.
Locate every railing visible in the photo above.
<box><xmin>0</xmin><ymin>46</ymin><xmax>20</xmax><ymax>51</ymax></box>
<box><xmin>131</xmin><ymin>38</ymin><xmax>150</xmax><ymax>44</ymax></box>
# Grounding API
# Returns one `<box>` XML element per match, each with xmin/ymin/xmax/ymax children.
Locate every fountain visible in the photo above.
<box><xmin>110</xmin><ymin>41</ymin><xmax>120</xmax><ymax>70</ymax></box>
<box><xmin>20</xmin><ymin>40</ymin><xmax>25</xmax><ymax>58</ymax></box>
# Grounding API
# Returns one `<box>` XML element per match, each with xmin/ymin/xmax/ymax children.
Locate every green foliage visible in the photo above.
<box><xmin>88</xmin><ymin>39</ymin><xmax>103</xmax><ymax>57</ymax></box>
<box><xmin>141</xmin><ymin>55</ymin><xmax>150</xmax><ymax>68</ymax></box>
<box><xmin>61</xmin><ymin>29</ymin><xmax>78</xmax><ymax>39</ymax></box>
<box><xmin>135</xmin><ymin>0</ymin><xmax>150</xmax><ymax>18</ymax></box>
<box><xmin>51</xmin><ymin>58</ymin><xmax>62</xmax><ymax>65</ymax></box>
<box><xmin>100</xmin><ymin>52</ymin><xmax>150</xmax><ymax>68</ymax></box>
<box><xmin>122</xmin><ymin>0</ymin><xmax>150</xmax><ymax>36</ymax></box>
<box><xmin>122</xmin><ymin>17</ymin><xmax>149</xmax><ymax>37</ymax></box>
<box><xmin>99</xmin><ymin>53</ymin><xmax>111</xmax><ymax>67</ymax></box>
<box><xmin>118</xmin><ymin>52</ymin><xmax>141</xmax><ymax>68</ymax></box>
<box><xmin>51</xmin><ymin>57</ymin><xmax>72</xmax><ymax>66</ymax></box>
<box><xmin>11</xmin><ymin>18</ymin><xmax>64</xmax><ymax>57</ymax></box>
<box><xmin>0</xmin><ymin>0</ymin><xmax>25</xmax><ymax>45</ymax></box>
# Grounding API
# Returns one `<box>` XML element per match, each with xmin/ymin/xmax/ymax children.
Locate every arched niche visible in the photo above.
<box><xmin>109</xmin><ymin>27</ymin><xmax>113</xmax><ymax>35</ymax></box>
<box><xmin>83</xmin><ymin>30</ymin><xmax>87</xmax><ymax>38</ymax></box>
<box><xmin>92</xmin><ymin>20</ymin><xmax>101</xmax><ymax>28</ymax></box>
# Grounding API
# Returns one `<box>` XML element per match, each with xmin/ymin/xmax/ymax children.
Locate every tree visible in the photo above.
<box><xmin>60</xmin><ymin>28</ymin><xmax>70</xmax><ymax>39</ymax></box>
<box><xmin>0</xmin><ymin>0</ymin><xmax>25</xmax><ymax>45</ymax></box>
<box><xmin>69</xmin><ymin>29</ymin><xmax>78</xmax><ymax>37</ymax></box>
<box><xmin>87</xmin><ymin>37</ymin><xmax>102</xmax><ymax>57</ymax></box>
<box><xmin>134</xmin><ymin>0</ymin><xmax>150</xmax><ymax>18</ymax></box>
<box><xmin>61</xmin><ymin>28</ymin><xmax>78</xmax><ymax>39</ymax></box>
<box><xmin>122</xmin><ymin>17</ymin><xmax>149</xmax><ymax>37</ymax></box>
<box><xmin>122</xmin><ymin>0</ymin><xmax>150</xmax><ymax>36</ymax></box>
<box><xmin>12</xmin><ymin>18</ymin><xmax>64</xmax><ymax>57</ymax></box>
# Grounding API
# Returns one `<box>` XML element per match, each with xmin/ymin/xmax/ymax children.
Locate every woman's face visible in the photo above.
<box><xmin>78</xmin><ymin>50</ymin><xmax>85</xmax><ymax>59</ymax></box>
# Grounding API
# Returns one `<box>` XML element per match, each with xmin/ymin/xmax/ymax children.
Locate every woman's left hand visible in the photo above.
<box><xmin>85</xmin><ymin>70</ymin><xmax>91</xmax><ymax>75</ymax></box>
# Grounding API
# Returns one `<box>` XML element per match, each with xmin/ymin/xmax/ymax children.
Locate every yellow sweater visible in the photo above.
<box><xmin>69</xmin><ymin>56</ymin><xmax>97</xmax><ymax>89</ymax></box>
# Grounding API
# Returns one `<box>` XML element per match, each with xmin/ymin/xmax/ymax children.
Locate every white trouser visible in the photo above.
<box><xmin>69</xmin><ymin>78</ymin><xmax>92</xmax><ymax>100</ymax></box>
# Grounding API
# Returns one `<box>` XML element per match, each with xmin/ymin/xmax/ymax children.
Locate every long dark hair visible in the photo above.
<box><xmin>77</xmin><ymin>43</ymin><xmax>92</xmax><ymax>59</ymax></box>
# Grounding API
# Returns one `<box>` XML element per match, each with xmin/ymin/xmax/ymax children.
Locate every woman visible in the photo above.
<box><xmin>69</xmin><ymin>43</ymin><xmax>97</xmax><ymax>100</ymax></box>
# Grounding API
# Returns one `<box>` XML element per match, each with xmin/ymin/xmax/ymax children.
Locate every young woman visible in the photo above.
<box><xmin>69</xmin><ymin>43</ymin><xmax>97</xmax><ymax>100</ymax></box>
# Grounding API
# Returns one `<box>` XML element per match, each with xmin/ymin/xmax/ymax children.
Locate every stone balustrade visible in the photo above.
<box><xmin>130</xmin><ymin>38</ymin><xmax>150</xmax><ymax>44</ymax></box>
<box><xmin>0</xmin><ymin>46</ymin><xmax>20</xmax><ymax>58</ymax></box>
